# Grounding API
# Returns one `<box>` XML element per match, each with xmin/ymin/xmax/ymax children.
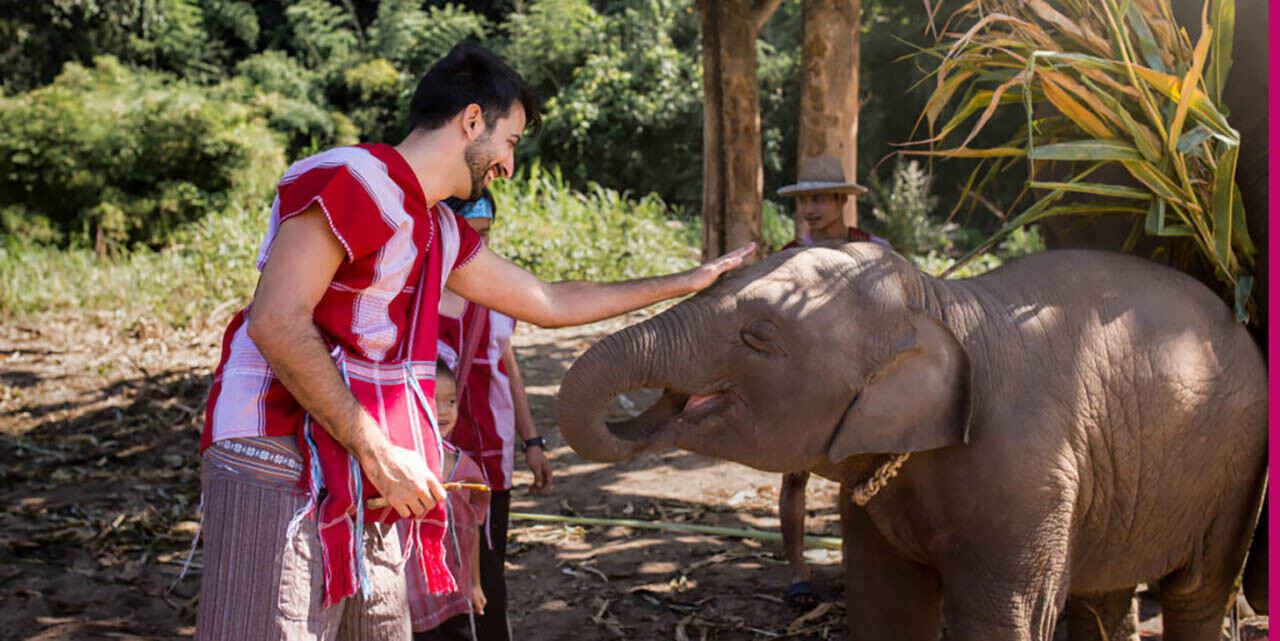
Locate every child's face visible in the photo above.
<box><xmin>466</xmin><ymin>217</ymin><xmax>491</xmax><ymax>241</ymax></box>
<box><xmin>435</xmin><ymin>375</ymin><xmax>458</xmax><ymax>438</ymax></box>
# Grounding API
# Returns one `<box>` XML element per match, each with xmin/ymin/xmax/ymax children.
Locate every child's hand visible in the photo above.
<box><xmin>470</xmin><ymin>583</ymin><xmax>487</xmax><ymax>616</ymax></box>
<box><xmin>525</xmin><ymin>446</ymin><xmax>554</xmax><ymax>495</ymax></box>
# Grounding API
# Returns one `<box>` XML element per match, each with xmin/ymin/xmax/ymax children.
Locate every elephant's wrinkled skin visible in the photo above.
<box><xmin>1038</xmin><ymin>0</ymin><xmax>1269</xmax><ymax>614</ymax></box>
<box><xmin>556</xmin><ymin>244</ymin><xmax>1267</xmax><ymax>641</ymax></box>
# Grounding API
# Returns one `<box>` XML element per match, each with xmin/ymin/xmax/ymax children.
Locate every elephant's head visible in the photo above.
<box><xmin>556</xmin><ymin>243</ymin><xmax>973</xmax><ymax>474</ymax></box>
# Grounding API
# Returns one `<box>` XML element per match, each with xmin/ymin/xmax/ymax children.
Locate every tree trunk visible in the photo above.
<box><xmin>699</xmin><ymin>0</ymin><xmax>782</xmax><ymax>261</ymax></box>
<box><xmin>795</xmin><ymin>0</ymin><xmax>862</xmax><ymax>237</ymax></box>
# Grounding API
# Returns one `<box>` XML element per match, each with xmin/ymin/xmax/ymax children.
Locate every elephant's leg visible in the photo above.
<box><xmin>839</xmin><ymin>488</ymin><xmax>941</xmax><ymax>641</ymax></box>
<box><xmin>1159</xmin><ymin>466</ymin><xmax>1265</xmax><ymax>641</ymax></box>
<box><xmin>1241</xmin><ymin>494</ymin><xmax>1268</xmax><ymax>614</ymax></box>
<box><xmin>1063</xmin><ymin>589</ymin><xmax>1138</xmax><ymax>641</ymax></box>
<box><xmin>941</xmin><ymin>577</ymin><xmax>1068</xmax><ymax>641</ymax></box>
<box><xmin>937</xmin><ymin>523</ymin><xmax>1071</xmax><ymax>641</ymax></box>
<box><xmin>1156</xmin><ymin>569</ymin><xmax>1237</xmax><ymax>641</ymax></box>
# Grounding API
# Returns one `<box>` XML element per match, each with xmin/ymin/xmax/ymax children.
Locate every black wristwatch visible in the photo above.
<box><xmin>521</xmin><ymin>436</ymin><xmax>547</xmax><ymax>452</ymax></box>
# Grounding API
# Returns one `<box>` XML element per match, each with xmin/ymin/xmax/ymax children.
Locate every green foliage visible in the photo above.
<box><xmin>0</xmin><ymin>56</ymin><xmax>284</xmax><ymax>251</ymax></box>
<box><xmin>865</xmin><ymin>159</ymin><xmax>947</xmax><ymax>257</ymax></box>
<box><xmin>997</xmin><ymin>225</ymin><xmax>1044</xmax><ymax>259</ymax></box>
<box><xmin>0</xmin><ymin>165</ymin><xmax>700</xmax><ymax>323</ymax></box>
<box><xmin>914</xmin><ymin>0</ymin><xmax>1252</xmax><ymax>320</ymax></box>
<box><xmin>235</xmin><ymin>49</ymin><xmax>321</xmax><ymax>102</ymax></box>
<box><xmin>284</xmin><ymin>0</ymin><xmax>358</xmax><ymax>70</ymax></box>
<box><xmin>339</xmin><ymin>3</ymin><xmax>490</xmax><ymax>143</ymax></box>
<box><xmin>912</xmin><ymin>250</ymin><xmax>1003</xmax><ymax>279</ymax></box>
<box><xmin>0</xmin><ymin>0</ymin><xmax>1013</xmax><ymax>318</ymax></box>
<box><xmin>487</xmin><ymin>162</ymin><xmax>698</xmax><ymax>282</ymax></box>
<box><xmin>507</xmin><ymin>0</ymin><xmax>704</xmax><ymax>207</ymax></box>
<box><xmin>230</xmin><ymin>51</ymin><xmax>359</xmax><ymax>156</ymax></box>
<box><xmin>0</xmin><ymin>202</ymin><xmax>266</xmax><ymax>325</ymax></box>
<box><xmin>761</xmin><ymin>201</ymin><xmax>795</xmax><ymax>254</ymax></box>
<box><xmin>503</xmin><ymin>0</ymin><xmax>606</xmax><ymax>91</ymax></box>
<box><xmin>127</xmin><ymin>0</ymin><xmax>217</xmax><ymax>79</ymax></box>
<box><xmin>369</xmin><ymin>2</ymin><xmax>489</xmax><ymax>75</ymax></box>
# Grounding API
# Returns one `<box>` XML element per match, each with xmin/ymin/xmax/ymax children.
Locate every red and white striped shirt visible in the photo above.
<box><xmin>201</xmin><ymin>144</ymin><xmax>483</xmax><ymax>451</ymax></box>
<box><xmin>437</xmin><ymin>292</ymin><xmax>518</xmax><ymax>490</ymax></box>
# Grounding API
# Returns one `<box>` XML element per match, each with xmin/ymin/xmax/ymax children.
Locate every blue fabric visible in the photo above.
<box><xmin>456</xmin><ymin>197</ymin><xmax>493</xmax><ymax>220</ymax></box>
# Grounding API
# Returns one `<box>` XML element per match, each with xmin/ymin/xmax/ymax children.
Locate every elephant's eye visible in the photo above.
<box><xmin>740</xmin><ymin>321</ymin><xmax>783</xmax><ymax>356</ymax></box>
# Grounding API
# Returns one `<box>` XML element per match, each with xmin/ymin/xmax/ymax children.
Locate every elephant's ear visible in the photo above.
<box><xmin>828</xmin><ymin>313</ymin><xmax>971</xmax><ymax>463</ymax></box>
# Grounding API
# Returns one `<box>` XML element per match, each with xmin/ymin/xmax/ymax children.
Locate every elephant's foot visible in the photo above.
<box><xmin>1063</xmin><ymin>589</ymin><xmax>1138</xmax><ymax>641</ymax></box>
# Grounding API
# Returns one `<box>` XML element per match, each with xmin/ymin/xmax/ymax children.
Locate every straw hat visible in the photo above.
<box><xmin>776</xmin><ymin>156</ymin><xmax>868</xmax><ymax>197</ymax></box>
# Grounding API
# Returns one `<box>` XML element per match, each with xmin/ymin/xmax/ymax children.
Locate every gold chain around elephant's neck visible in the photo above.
<box><xmin>850</xmin><ymin>453</ymin><xmax>912</xmax><ymax>506</ymax></box>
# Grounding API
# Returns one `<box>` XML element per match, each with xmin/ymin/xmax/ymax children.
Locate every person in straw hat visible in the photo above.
<box><xmin>774</xmin><ymin>156</ymin><xmax>890</xmax><ymax>609</ymax></box>
<box><xmin>777</xmin><ymin>155</ymin><xmax>887</xmax><ymax>250</ymax></box>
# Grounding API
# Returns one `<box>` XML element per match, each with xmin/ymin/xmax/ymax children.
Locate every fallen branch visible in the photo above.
<box><xmin>508</xmin><ymin>511</ymin><xmax>842</xmax><ymax>550</ymax></box>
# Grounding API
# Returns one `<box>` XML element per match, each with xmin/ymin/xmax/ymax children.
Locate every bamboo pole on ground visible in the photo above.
<box><xmin>509</xmin><ymin>511</ymin><xmax>843</xmax><ymax>550</ymax></box>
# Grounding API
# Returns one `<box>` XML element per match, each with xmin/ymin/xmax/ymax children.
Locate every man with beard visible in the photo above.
<box><xmin>195</xmin><ymin>42</ymin><xmax>753</xmax><ymax>641</ymax></box>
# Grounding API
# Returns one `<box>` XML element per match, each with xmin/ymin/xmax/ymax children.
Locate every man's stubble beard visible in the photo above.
<box><xmin>463</xmin><ymin>132</ymin><xmax>497</xmax><ymax>199</ymax></box>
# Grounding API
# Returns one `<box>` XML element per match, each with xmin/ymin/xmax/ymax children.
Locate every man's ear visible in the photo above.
<box><xmin>828</xmin><ymin>312</ymin><xmax>971</xmax><ymax>463</ymax></box>
<box><xmin>461</xmin><ymin>103</ymin><xmax>485</xmax><ymax>141</ymax></box>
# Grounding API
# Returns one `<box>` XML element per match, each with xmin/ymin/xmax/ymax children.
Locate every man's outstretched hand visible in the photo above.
<box><xmin>684</xmin><ymin>243</ymin><xmax>756</xmax><ymax>292</ymax></box>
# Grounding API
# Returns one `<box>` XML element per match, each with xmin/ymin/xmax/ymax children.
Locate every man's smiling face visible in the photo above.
<box><xmin>463</xmin><ymin>101</ymin><xmax>526</xmax><ymax>198</ymax></box>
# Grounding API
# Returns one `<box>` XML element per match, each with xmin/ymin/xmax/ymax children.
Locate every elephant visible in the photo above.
<box><xmin>556</xmin><ymin>243</ymin><xmax>1268</xmax><ymax>641</ymax></box>
<box><xmin>1035</xmin><ymin>0</ymin><xmax>1269</xmax><ymax>614</ymax></box>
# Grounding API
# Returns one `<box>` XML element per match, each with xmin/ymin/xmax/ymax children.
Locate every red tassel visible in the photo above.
<box><xmin>419</xmin><ymin>530</ymin><xmax>457</xmax><ymax>595</ymax></box>
<box><xmin>317</xmin><ymin>515</ymin><xmax>359</xmax><ymax>607</ymax></box>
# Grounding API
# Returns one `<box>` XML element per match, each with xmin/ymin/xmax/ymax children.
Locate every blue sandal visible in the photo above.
<box><xmin>786</xmin><ymin>580</ymin><xmax>819</xmax><ymax>609</ymax></box>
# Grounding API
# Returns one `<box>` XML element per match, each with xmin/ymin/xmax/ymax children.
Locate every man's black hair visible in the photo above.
<box><xmin>409</xmin><ymin>42</ymin><xmax>542</xmax><ymax>134</ymax></box>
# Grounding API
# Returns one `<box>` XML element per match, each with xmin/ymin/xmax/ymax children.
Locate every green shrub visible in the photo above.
<box><xmin>912</xmin><ymin>250</ymin><xmax>1003</xmax><ymax>279</ymax></box>
<box><xmin>865</xmin><ymin>159</ymin><xmax>948</xmax><ymax>258</ymax></box>
<box><xmin>506</xmin><ymin>0</ymin><xmax>704</xmax><ymax>208</ymax></box>
<box><xmin>997</xmin><ymin>225</ymin><xmax>1044</xmax><ymax>260</ymax></box>
<box><xmin>761</xmin><ymin>200</ymin><xmax>795</xmax><ymax>254</ymax></box>
<box><xmin>0</xmin><ymin>56</ymin><xmax>284</xmax><ymax>251</ymax></box>
<box><xmin>0</xmin><ymin>202</ymin><xmax>265</xmax><ymax>325</ymax></box>
<box><xmin>487</xmin><ymin>162</ymin><xmax>698</xmax><ymax>282</ymax></box>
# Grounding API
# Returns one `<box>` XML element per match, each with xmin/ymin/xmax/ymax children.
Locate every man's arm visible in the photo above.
<box><xmin>444</xmin><ymin>243</ymin><xmax>755</xmax><ymax>328</ymax></box>
<box><xmin>502</xmin><ymin>342</ymin><xmax>551</xmax><ymax>494</ymax></box>
<box><xmin>246</xmin><ymin>206</ymin><xmax>446</xmax><ymax>518</ymax></box>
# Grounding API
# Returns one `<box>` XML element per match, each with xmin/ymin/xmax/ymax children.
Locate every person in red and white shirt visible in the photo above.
<box><xmin>197</xmin><ymin>43</ymin><xmax>753</xmax><ymax>641</ymax></box>
<box><xmin>428</xmin><ymin>191</ymin><xmax>550</xmax><ymax>641</ymax></box>
<box><xmin>773</xmin><ymin>155</ymin><xmax>886</xmax><ymax>610</ymax></box>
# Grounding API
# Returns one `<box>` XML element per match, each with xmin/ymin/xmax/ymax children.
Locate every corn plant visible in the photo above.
<box><xmin>909</xmin><ymin>0</ymin><xmax>1253</xmax><ymax>321</ymax></box>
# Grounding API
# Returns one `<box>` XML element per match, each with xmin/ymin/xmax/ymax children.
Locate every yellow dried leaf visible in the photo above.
<box><xmin>1167</xmin><ymin>18</ymin><xmax>1213</xmax><ymax>152</ymax></box>
<box><xmin>1037</xmin><ymin>71</ymin><xmax>1114</xmax><ymax>139</ymax></box>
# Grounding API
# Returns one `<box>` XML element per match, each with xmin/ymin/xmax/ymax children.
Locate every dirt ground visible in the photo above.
<box><xmin>0</xmin><ymin>309</ymin><xmax>1268</xmax><ymax>640</ymax></box>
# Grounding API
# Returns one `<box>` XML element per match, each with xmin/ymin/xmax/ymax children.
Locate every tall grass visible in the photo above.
<box><xmin>0</xmin><ymin>203</ymin><xmax>265</xmax><ymax>326</ymax></box>
<box><xmin>1</xmin><ymin>164</ymin><xmax>703</xmax><ymax>326</ymax></box>
<box><xmin>488</xmin><ymin>162</ymin><xmax>698</xmax><ymax>282</ymax></box>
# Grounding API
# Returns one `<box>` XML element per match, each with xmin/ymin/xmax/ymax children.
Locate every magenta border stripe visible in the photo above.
<box><xmin>1269</xmin><ymin>0</ymin><xmax>1277</xmax><ymax>601</ymax></box>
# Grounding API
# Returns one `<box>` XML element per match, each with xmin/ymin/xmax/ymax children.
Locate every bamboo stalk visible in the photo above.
<box><xmin>508</xmin><ymin>511</ymin><xmax>844</xmax><ymax>551</ymax></box>
<box><xmin>366</xmin><ymin>483</ymin><xmax>491</xmax><ymax>510</ymax></box>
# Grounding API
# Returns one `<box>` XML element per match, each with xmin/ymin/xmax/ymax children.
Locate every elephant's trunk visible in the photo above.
<box><xmin>556</xmin><ymin>309</ymin><xmax>697</xmax><ymax>461</ymax></box>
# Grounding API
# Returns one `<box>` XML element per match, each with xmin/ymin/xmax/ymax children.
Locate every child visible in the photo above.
<box><xmin>437</xmin><ymin>190</ymin><xmax>554</xmax><ymax>641</ymax></box>
<box><xmin>407</xmin><ymin>358</ymin><xmax>490</xmax><ymax>641</ymax></box>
